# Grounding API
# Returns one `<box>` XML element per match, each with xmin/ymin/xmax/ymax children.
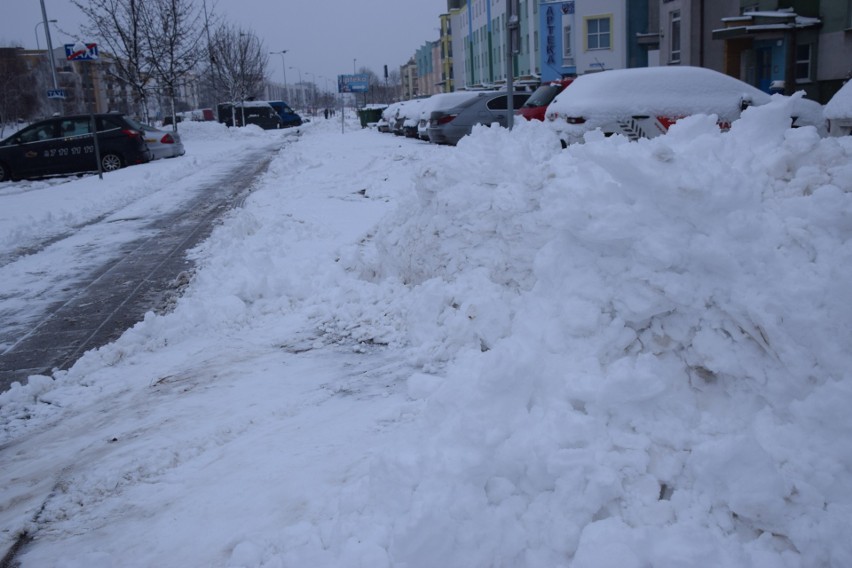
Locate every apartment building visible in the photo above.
<box><xmin>640</xmin><ymin>0</ymin><xmax>739</xmax><ymax>71</ymax></box>
<box><xmin>405</xmin><ymin>0</ymin><xmax>849</xmax><ymax>101</ymax></box>
<box><xmin>415</xmin><ymin>40</ymin><xmax>443</xmax><ymax>96</ymax></box>
<box><xmin>539</xmin><ymin>0</ymin><xmax>652</xmax><ymax>81</ymax></box>
<box><xmin>713</xmin><ymin>0</ymin><xmax>852</xmax><ymax>102</ymax></box>
<box><xmin>447</xmin><ymin>0</ymin><xmax>540</xmax><ymax>89</ymax></box>
<box><xmin>400</xmin><ymin>58</ymin><xmax>419</xmax><ymax>100</ymax></box>
<box><xmin>440</xmin><ymin>1</ymin><xmax>651</xmax><ymax>88</ymax></box>
<box><xmin>1</xmin><ymin>46</ymin><xmax>204</xmax><ymax>121</ymax></box>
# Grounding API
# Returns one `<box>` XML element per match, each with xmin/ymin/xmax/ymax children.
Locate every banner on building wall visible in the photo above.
<box><xmin>546</xmin><ymin>6</ymin><xmax>556</xmax><ymax>66</ymax></box>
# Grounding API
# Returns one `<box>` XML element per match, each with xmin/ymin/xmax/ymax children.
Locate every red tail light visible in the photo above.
<box><xmin>121</xmin><ymin>129</ymin><xmax>141</xmax><ymax>139</ymax></box>
<box><xmin>565</xmin><ymin>117</ymin><xmax>586</xmax><ymax>125</ymax></box>
<box><xmin>435</xmin><ymin>114</ymin><xmax>457</xmax><ymax>126</ymax></box>
<box><xmin>160</xmin><ymin>133</ymin><xmax>175</xmax><ymax>144</ymax></box>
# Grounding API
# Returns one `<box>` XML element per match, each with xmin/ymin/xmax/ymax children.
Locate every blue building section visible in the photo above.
<box><xmin>416</xmin><ymin>42</ymin><xmax>434</xmax><ymax>79</ymax></box>
<box><xmin>539</xmin><ymin>1</ymin><xmax>576</xmax><ymax>82</ymax></box>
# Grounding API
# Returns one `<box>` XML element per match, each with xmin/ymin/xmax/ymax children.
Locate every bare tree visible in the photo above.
<box><xmin>72</xmin><ymin>0</ymin><xmax>152</xmax><ymax>120</ymax></box>
<box><xmin>0</xmin><ymin>48</ymin><xmax>39</xmax><ymax>134</ymax></box>
<box><xmin>0</xmin><ymin>47</ymin><xmax>44</xmax><ymax>132</ymax></box>
<box><xmin>203</xmin><ymin>25</ymin><xmax>268</xmax><ymax>119</ymax></box>
<box><xmin>138</xmin><ymin>0</ymin><xmax>206</xmax><ymax>130</ymax></box>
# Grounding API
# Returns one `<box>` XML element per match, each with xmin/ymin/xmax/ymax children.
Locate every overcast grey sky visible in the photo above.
<box><xmin>3</xmin><ymin>0</ymin><xmax>448</xmax><ymax>90</ymax></box>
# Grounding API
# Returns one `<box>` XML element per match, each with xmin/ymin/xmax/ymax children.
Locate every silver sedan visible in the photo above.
<box><xmin>141</xmin><ymin>124</ymin><xmax>186</xmax><ymax>160</ymax></box>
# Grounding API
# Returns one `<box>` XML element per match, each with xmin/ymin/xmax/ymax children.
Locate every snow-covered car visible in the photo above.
<box><xmin>141</xmin><ymin>124</ymin><xmax>185</xmax><ymax>160</ymax></box>
<box><xmin>787</xmin><ymin>96</ymin><xmax>827</xmax><ymax>137</ymax></box>
<box><xmin>825</xmin><ymin>80</ymin><xmax>852</xmax><ymax>137</ymax></box>
<box><xmin>390</xmin><ymin>101</ymin><xmax>410</xmax><ymax>135</ymax></box>
<box><xmin>401</xmin><ymin>99</ymin><xmax>427</xmax><ymax>138</ymax></box>
<box><xmin>545</xmin><ymin>66</ymin><xmax>773</xmax><ymax>145</ymax></box>
<box><xmin>379</xmin><ymin>102</ymin><xmax>403</xmax><ymax>134</ymax></box>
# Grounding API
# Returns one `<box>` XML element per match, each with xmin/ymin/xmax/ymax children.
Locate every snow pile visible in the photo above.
<box><xmin>336</xmin><ymin>102</ymin><xmax>852</xmax><ymax>566</ymax></box>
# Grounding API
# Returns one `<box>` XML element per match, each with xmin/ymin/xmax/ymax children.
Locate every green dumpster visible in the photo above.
<box><xmin>357</xmin><ymin>106</ymin><xmax>386</xmax><ymax>128</ymax></box>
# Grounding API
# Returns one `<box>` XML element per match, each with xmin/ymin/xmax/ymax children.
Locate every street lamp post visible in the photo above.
<box><xmin>289</xmin><ymin>66</ymin><xmax>303</xmax><ymax>108</ymax></box>
<box><xmin>269</xmin><ymin>50</ymin><xmax>289</xmax><ymax>103</ymax></box>
<box><xmin>38</xmin><ymin>0</ymin><xmax>59</xmax><ymax>92</ymax></box>
<box><xmin>34</xmin><ymin>19</ymin><xmax>57</xmax><ymax>50</ymax></box>
<box><xmin>305</xmin><ymin>72</ymin><xmax>316</xmax><ymax>109</ymax></box>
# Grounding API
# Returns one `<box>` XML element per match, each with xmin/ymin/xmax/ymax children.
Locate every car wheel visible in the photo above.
<box><xmin>0</xmin><ymin>161</ymin><xmax>10</xmax><ymax>182</ymax></box>
<box><xmin>101</xmin><ymin>153</ymin><xmax>123</xmax><ymax>172</ymax></box>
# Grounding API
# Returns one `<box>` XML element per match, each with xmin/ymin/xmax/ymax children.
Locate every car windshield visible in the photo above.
<box><xmin>523</xmin><ymin>85</ymin><xmax>562</xmax><ymax>108</ymax></box>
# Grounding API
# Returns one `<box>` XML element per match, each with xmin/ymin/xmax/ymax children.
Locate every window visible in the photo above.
<box><xmin>488</xmin><ymin>95</ymin><xmax>508</xmax><ymax>110</ymax></box>
<box><xmin>563</xmin><ymin>24</ymin><xmax>574</xmax><ymax>65</ymax></box>
<box><xmin>795</xmin><ymin>44</ymin><xmax>813</xmax><ymax>83</ymax></box>
<box><xmin>670</xmin><ymin>10</ymin><xmax>681</xmax><ymax>63</ymax></box>
<box><xmin>59</xmin><ymin>118</ymin><xmax>92</xmax><ymax>137</ymax></box>
<box><xmin>19</xmin><ymin>122</ymin><xmax>58</xmax><ymax>143</ymax></box>
<box><xmin>586</xmin><ymin>16</ymin><xmax>611</xmax><ymax>50</ymax></box>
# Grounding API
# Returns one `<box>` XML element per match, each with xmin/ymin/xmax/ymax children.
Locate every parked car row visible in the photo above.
<box><xmin>380</xmin><ymin>90</ymin><xmax>531</xmax><ymax>146</ymax></box>
<box><xmin>216</xmin><ymin>100</ymin><xmax>302</xmax><ymax>130</ymax></box>
<box><xmin>379</xmin><ymin>66</ymin><xmax>849</xmax><ymax>147</ymax></box>
<box><xmin>0</xmin><ymin>113</ymin><xmax>184</xmax><ymax>182</ymax></box>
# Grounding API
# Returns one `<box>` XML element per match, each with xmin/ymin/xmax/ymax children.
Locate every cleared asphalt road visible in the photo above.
<box><xmin>0</xmin><ymin>152</ymin><xmax>276</xmax><ymax>392</ymax></box>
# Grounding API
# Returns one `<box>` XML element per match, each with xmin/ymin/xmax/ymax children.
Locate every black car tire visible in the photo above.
<box><xmin>0</xmin><ymin>161</ymin><xmax>10</xmax><ymax>183</ymax></box>
<box><xmin>101</xmin><ymin>153</ymin><xmax>123</xmax><ymax>172</ymax></box>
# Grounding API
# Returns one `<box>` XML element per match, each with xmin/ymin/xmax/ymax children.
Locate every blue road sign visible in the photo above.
<box><xmin>338</xmin><ymin>74</ymin><xmax>370</xmax><ymax>93</ymax></box>
<box><xmin>47</xmin><ymin>89</ymin><xmax>67</xmax><ymax>99</ymax></box>
<box><xmin>64</xmin><ymin>43</ymin><xmax>99</xmax><ymax>61</ymax></box>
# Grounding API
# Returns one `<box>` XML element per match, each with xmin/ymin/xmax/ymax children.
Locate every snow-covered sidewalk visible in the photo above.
<box><xmin>2</xmin><ymin>105</ymin><xmax>852</xmax><ymax>567</ymax></box>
